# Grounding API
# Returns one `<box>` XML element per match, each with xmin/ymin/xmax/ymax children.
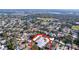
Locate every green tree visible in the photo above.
<box><xmin>7</xmin><ymin>39</ymin><xmax>16</xmax><ymax>50</ymax></box>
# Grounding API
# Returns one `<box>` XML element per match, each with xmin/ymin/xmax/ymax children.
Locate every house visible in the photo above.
<box><xmin>32</xmin><ymin>35</ymin><xmax>50</xmax><ymax>48</ymax></box>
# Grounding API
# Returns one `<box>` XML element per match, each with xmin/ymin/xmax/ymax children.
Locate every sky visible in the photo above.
<box><xmin>0</xmin><ymin>0</ymin><xmax>79</xmax><ymax>9</ymax></box>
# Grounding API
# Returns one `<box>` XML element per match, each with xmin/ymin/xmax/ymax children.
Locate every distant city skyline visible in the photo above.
<box><xmin>0</xmin><ymin>9</ymin><xmax>79</xmax><ymax>15</ymax></box>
